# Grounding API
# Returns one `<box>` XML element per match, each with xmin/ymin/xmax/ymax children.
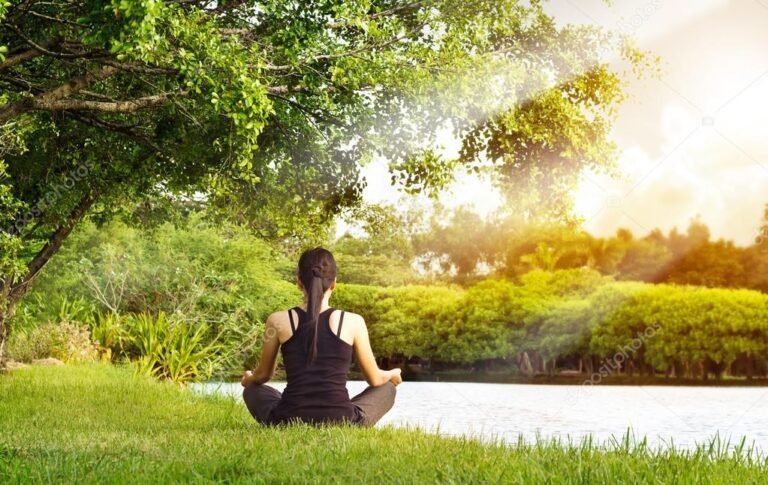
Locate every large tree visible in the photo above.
<box><xmin>0</xmin><ymin>0</ymin><xmax>645</xmax><ymax>366</ymax></box>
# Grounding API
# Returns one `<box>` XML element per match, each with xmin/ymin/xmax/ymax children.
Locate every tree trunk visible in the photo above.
<box><xmin>0</xmin><ymin>191</ymin><xmax>97</xmax><ymax>369</ymax></box>
<box><xmin>671</xmin><ymin>360</ymin><xmax>681</xmax><ymax>379</ymax></box>
<box><xmin>0</xmin><ymin>286</ymin><xmax>23</xmax><ymax>370</ymax></box>
<box><xmin>518</xmin><ymin>352</ymin><xmax>534</xmax><ymax>377</ymax></box>
<box><xmin>0</xmin><ymin>279</ymin><xmax>18</xmax><ymax>370</ymax></box>
<box><xmin>582</xmin><ymin>355</ymin><xmax>593</xmax><ymax>375</ymax></box>
<box><xmin>0</xmin><ymin>308</ymin><xmax>9</xmax><ymax>371</ymax></box>
<box><xmin>714</xmin><ymin>361</ymin><xmax>724</xmax><ymax>380</ymax></box>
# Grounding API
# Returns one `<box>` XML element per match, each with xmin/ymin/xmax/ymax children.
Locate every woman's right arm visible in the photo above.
<box><xmin>352</xmin><ymin>315</ymin><xmax>401</xmax><ymax>387</ymax></box>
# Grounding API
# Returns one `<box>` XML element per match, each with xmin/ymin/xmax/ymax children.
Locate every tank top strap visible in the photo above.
<box><xmin>336</xmin><ymin>310</ymin><xmax>345</xmax><ymax>337</ymax></box>
<box><xmin>288</xmin><ymin>307</ymin><xmax>298</xmax><ymax>333</ymax></box>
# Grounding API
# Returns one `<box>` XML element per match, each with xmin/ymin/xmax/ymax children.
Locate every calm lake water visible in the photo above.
<box><xmin>192</xmin><ymin>381</ymin><xmax>768</xmax><ymax>451</ymax></box>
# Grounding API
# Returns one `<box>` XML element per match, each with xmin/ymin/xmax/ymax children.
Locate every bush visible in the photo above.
<box><xmin>334</xmin><ymin>274</ymin><xmax>768</xmax><ymax>379</ymax></box>
<box><xmin>13</xmin><ymin>216</ymin><xmax>301</xmax><ymax>377</ymax></box>
<box><xmin>18</xmin><ymin>216</ymin><xmax>300</xmax><ymax>325</ymax></box>
<box><xmin>122</xmin><ymin>312</ymin><xmax>224</xmax><ymax>383</ymax></box>
<box><xmin>8</xmin><ymin>322</ymin><xmax>98</xmax><ymax>363</ymax></box>
<box><xmin>63</xmin><ymin>310</ymin><xmax>254</xmax><ymax>384</ymax></box>
<box><xmin>12</xmin><ymin>295</ymin><xmax>96</xmax><ymax>333</ymax></box>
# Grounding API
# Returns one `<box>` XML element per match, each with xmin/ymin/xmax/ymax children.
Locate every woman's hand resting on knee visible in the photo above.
<box><xmin>388</xmin><ymin>368</ymin><xmax>403</xmax><ymax>386</ymax></box>
<box><xmin>241</xmin><ymin>370</ymin><xmax>255</xmax><ymax>387</ymax></box>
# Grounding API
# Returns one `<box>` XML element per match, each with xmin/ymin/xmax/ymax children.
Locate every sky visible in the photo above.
<box><xmin>350</xmin><ymin>0</ymin><xmax>768</xmax><ymax>246</ymax></box>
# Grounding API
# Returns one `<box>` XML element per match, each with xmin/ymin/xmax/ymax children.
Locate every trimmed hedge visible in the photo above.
<box><xmin>332</xmin><ymin>269</ymin><xmax>768</xmax><ymax>378</ymax></box>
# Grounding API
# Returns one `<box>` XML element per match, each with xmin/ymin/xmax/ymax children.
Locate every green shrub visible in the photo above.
<box><xmin>123</xmin><ymin>312</ymin><xmax>224</xmax><ymax>384</ymax></box>
<box><xmin>12</xmin><ymin>295</ymin><xmax>97</xmax><ymax>332</ymax></box>
<box><xmin>13</xmin><ymin>216</ymin><xmax>300</xmax><ymax>378</ymax></box>
<box><xmin>18</xmin><ymin>216</ymin><xmax>300</xmax><ymax>327</ymax></box>
<box><xmin>333</xmin><ymin>274</ymin><xmax>768</xmax><ymax>378</ymax></box>
<box><xmin>8</xmin><ymin>321</ymin><xmax>98</xmax><ymax>363</ymax></box>
<box><xmin>89</xmin><ymin>311</ymin><xmax>125</xmax><ymax>362</ymax></box>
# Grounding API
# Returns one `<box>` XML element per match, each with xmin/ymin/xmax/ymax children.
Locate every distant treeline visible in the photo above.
<box><xmin>332</xmin><ymin>204</ymin><xmax>768</xmax><ymax>294</ymax></box>
<box><xmin>332</xmin><ymin>270</ymin><xmax>768</xmax><ymax>380</ymax></box>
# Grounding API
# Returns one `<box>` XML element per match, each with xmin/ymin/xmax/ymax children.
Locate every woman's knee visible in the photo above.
<box><xmin>243</xmin><ymin>383</ymin><xmax>280</xmax><ymax>400</ymax></box>
<box><xmin>385</xmin><ymin>381</ymin><xmax>397</xmax><ymax>398</ymax></box>
<box><xmin>242</xmin><ymin>384</ymin><xmax>279</xmax><ymax>424</ymax></box>
<box><xmin>242</xmin><ymin>384</ymin><xmax>259</xmax><ymax>412</ymax></box>
<box><xmin>242</xmin><ymin>383</ymin><xmax>259</xmax><ymax>403</ymax></box>
<box><xmin>381</xmin><ymin>381</ymin><xmax>397</xmax><ymax>409</ymax></box>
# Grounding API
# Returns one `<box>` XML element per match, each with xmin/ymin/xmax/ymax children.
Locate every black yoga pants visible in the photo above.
<box><xmin>242</xmin><ymin>382</ymin><xmax>397</xmax><ymax>427</ymax></box>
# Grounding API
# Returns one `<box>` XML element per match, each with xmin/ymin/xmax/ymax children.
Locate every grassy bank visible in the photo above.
<box><xmin>1</xmin><ymin>365</ymin><xmax>766</xmax><ymax>483</ymax></box>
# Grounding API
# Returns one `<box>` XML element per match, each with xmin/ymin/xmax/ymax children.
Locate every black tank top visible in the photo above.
<box><xmin>268</xmin><ymin>307</ymin><xmax>362</xmax><ymax>425</ymax></box>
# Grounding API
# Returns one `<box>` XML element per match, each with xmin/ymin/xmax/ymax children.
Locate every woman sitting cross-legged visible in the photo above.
<box><xmin>241</xmin><ymin>247</ymin><xmax>401</xmax><ymax>427</ymax></box>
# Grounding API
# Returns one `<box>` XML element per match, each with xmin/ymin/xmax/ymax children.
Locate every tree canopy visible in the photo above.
<box><xmin>0</xmin><ymin>0</ymin><xmax>647</xmax><ymax>365</ymax></box>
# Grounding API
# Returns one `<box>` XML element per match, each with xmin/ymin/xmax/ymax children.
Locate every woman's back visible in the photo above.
<box><xmin>268</xmin><ymin>306</ymin><xmax>362</xmax><ymax>425</ymax></box>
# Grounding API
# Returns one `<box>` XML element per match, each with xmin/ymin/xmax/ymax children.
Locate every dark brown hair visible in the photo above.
<box><xmin>297</xmin><ymin>247</ymin><xmax>337</xmax><ymax>367</ymax></box>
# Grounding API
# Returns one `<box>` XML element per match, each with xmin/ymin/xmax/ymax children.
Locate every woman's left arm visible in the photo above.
<box><xmin>241</xmin><ymin>313</ymin><xmax>281</xmax><ymax>386</ymax></box>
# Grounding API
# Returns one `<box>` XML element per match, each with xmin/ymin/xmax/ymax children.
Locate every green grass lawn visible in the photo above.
<box><xmin>1</xmin><ymin>364</ymin><xmax>766</xmax><ymax>484</ymax></box>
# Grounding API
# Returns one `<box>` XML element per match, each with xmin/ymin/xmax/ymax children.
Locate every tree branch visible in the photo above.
<box><xmin>327</xmin><ymin>1</ymin><xmax>427</xmax><ymax>28</ymax></box>
<box><xmin>370</xmin><ymin>1</ymin><xmax>426</xmax><ymax>20</ymax></box>
<box><xmin>99</xmin><ymin>59</ymin><xmax>179</xmax><ymax>75</ymax></box>
<box><xmin>6</xmin><ymin>0</ymin><xmax>40</xmax><ymax>21</ymax></box>
<box><xmin>0</xmin><ymin>44</ymin><xmax>50</xmax><ymax>72</ymax></box>
<box><xmin>37</xmin><ymin>91</ymin><xmax>187</xmax><ymax>113</ymax></box>
<box><xmin>315</xmin><ymin>19</ymin><xmax>428</xmax><ymax>62</ymax></box>
<box><xmin>8</xmin><ymin>191</ymin><xmax>98</xmax><ymax>302</ymax></box>
<box><xmin>64</xmin><ymin>111</ymin><xmax>166</xmax><ymax>154</ymax></box>
<box><xmin>206</xmin><ymin>0</ymin><xmax>248</xmax><ymax>14</ymax></box>
<box><xmin>0</xmin><ymin>74</ymin><xmax>38</xmax><ymax>91</ymax></box>
<box><xmin>26</xmin><ymin>9</ymin><xmax>87</xmax><ymax>27</ymax></box>
<box><xmin>266</xmin><ymin>92</ymin><xmax>347</xmax><ymax>128</ymax></box>
<box><xmin>0</xmin><ymin>64</ymin><xmax>119</xmax><ymax>123</ymax></box>
<box><xmin>2</xmin><ymin>23</ymin><xmax>101</xmax><ymax>60</ymax></box>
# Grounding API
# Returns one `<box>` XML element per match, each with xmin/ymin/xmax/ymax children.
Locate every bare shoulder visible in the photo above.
<box><xmin>265</xmin><ymin>310</ymin><xmax>282</xmax><ymax>323</ymax></box>
<box><xmin>339</xmin><ymin>311</ymin><xmax>366</xmax><ymax>333</ymax></box>
<box><xmin>265</xmin><ymin>309</ymin><xmax>291</xmax><ymax>327</ymax></box>
<box><xmin>340</xmin><ymin>310</ymin><xmax>364</xmax><ymax>324</ymax></box>
<box><xmin>266</xmin><ymin>309</ymin><xmax>302</xmax><ymax>339</ymax></box>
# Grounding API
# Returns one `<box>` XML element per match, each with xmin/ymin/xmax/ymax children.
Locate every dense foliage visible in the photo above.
<box><xmin>12</xmin><ymin>216</ymin><xmax>768</xmax><ymax>382</ymax></box>
<box><xmin>332</xmin><ymin>273</ymin><xmax>768</xmax><ymax>380</ymax></box>
<box><xmin>0</xmin><ymin>0</ymin><xmax>647</xmax><ymax>366</ymax></box>
<box><xmin>17</xmin><ymin>215</ymin><xmax>299</xmax><ymax>323</ymax></box>
<box><xmin>7</xmin><ymin>320</ymin><xmax>97</xmax><ymax>363</ymax></box>
<box><xmin>8</xmin><ymin>216</ymin><xmax>300</xmax><ymax>381</ymax></box>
